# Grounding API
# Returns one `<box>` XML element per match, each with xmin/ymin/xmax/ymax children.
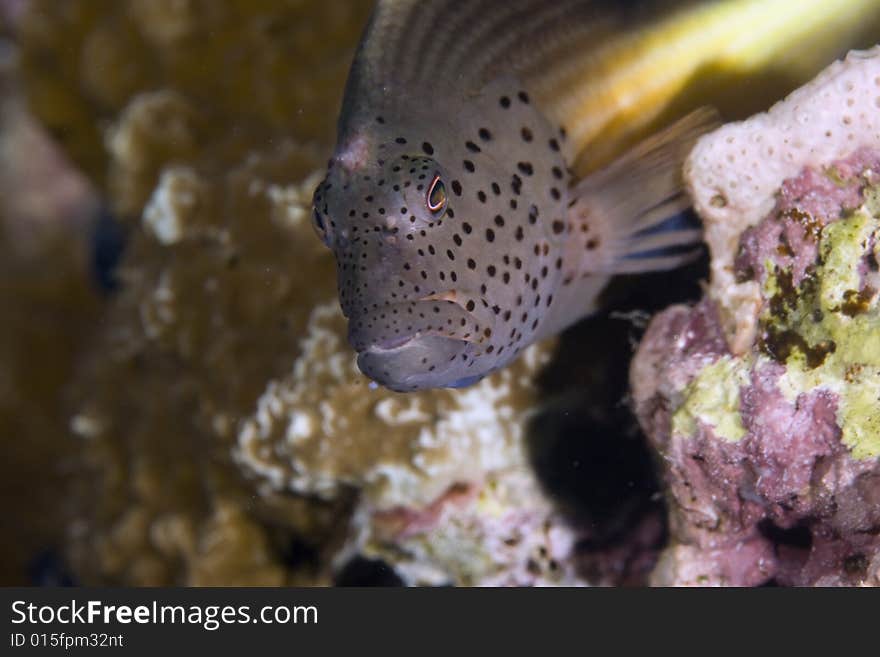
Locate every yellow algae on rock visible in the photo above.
<box><xmin>671</xmin><ymin>356</ymin><xmax>750</xmax><ymax>443</ymax></box>
<box><xmin>766</xmin><ymin>203</ymin><xmax>880</xmax><ymax>460</ymax></box>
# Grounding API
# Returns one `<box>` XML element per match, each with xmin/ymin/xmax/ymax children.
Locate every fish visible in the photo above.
<box><xmin>312</xmin><ymin>0</ymin><xmax>880</xmax><ymax>392</ymax></box>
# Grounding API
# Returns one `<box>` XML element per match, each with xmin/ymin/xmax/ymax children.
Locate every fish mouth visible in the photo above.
<box><xmin>347</xmin><ymin>292</ymin><xmax>495</xmax><ymax>391</ymax></box>
<box><xmin>347</xmin><ymin>291</ymin><xmax>495</xmax><ymax>354</ymax></box>
<box><xmin>356</xmin><ymin>334</ymin><xmax>473</xmax><ymax>392</ymax></box>
<box><xmin>367</xmin><ymin>333</ymin><xmax>418</xmax><ymax>352</ymax></box>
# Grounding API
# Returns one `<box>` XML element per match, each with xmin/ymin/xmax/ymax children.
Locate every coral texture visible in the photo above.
<box><xmin>635</xmin><ymin>48</ymin><xmax>880</xmax><ymax>587</ymax></box>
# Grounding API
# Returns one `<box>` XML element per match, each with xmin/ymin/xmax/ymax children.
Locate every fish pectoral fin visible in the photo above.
<box><xmin>568</xmin><ymin>107</ymin><xmax>720</xmax><ymax>275</ymax></box>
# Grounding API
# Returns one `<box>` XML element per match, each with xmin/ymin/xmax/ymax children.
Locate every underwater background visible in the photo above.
<box><xmin>2</xmin><ymin>0</ymin><xmax>880</xmax><ymax>587</ymax></box>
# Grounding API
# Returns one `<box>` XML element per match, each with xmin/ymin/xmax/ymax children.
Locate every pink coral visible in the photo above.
<box><xmin>633</xmin><ymin>147</ymin><xmax>880</xmax><ymax>586</ymax></box>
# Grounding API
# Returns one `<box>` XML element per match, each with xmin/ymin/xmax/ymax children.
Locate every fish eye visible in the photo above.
<box><xmin>312</xmin><ymin>207</ymin><xmax>330</xmax><ymax>245</ymax></box>
<box><xmin>426</xmin><ymin>175</ymin><xmax>448</xmax><ymax>217</ymax></box>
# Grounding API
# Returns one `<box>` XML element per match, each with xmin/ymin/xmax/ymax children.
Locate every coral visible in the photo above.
<box><xmin>234</xmin><ymin>295</ymin><xmax>586</xmax><ymax>586</ymax></box>
<box><xmin>236</xmin><ymin>298</ymin><xmax>549</xmax><ymax>509</ymax></box>
<box><xmin>633</xmin><ymin>49</ymin><xmax>880</xmax><ymax>586</ymax></box>
<box><xmin>64</xmin><ymin>139</ymin><xmax>352</xmax><ymax>585</ymax></box>
<box><xmin>686</xmin><ymin>46</ymin><xmax>880</xmax><ymax>353</ymax></box>
<box><xmin>355</xmin><ymin>471</ymin><xmax>582</xmax><ymax>587</ymax></box>
<box><xmin>18</xmin><ymin>0</ymin><xmax>371</xmax><ymax>207</ymax></box>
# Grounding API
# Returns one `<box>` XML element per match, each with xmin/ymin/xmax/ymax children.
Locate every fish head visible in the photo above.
<box><xmin>313</xmin><ymin>145</ymin><xmax>505</xmax><ymax>392</ymax></box>
<box><xmin>313</xmin><ymin>83</ymin><xmax>570</xmax><ymax>391</ymax></box>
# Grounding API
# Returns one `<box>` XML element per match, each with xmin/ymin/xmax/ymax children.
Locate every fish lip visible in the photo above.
<box><xmin>365</xmin><ymin>333</ymin><xmax>417</xmax><ymax>353</ymax></box>
<box><xmin>355</xmin><ymin>333</ymin><xmax>472</xmax><ymax>391</ymax></box>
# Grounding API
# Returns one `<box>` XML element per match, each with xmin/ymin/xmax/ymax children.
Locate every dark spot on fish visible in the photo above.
<box><xmin>511</xmin><ymin>175</ymin><xmax>522</xmax><ymax>195</ymax></box>
<box><xmin>528</xmin><ymin>206</ymin><xmax>539</xmax><ymax>224</ymax></box>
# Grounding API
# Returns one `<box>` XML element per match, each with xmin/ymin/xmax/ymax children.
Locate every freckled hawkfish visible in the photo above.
<box><xmin>312</xmin><ymin>0</ymin><xmax>880</xmax><ymax>392</ymax></box>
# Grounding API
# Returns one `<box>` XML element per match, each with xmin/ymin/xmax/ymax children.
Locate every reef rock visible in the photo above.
<box><xmin>633</xmin><ymin>48</ymin><xmax>880</xmax><ymax>587</ymax></box>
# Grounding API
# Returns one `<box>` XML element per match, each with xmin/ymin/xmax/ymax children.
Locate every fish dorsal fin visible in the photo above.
<box><xmin>531</xmin><ymin>106</ymin><xmax>717</xmax><ymax>340</ymax></box>
<box><xmin>341</xmin><ymin>1</ymin><xmax>648</xmax><ymax>120</ymax></box>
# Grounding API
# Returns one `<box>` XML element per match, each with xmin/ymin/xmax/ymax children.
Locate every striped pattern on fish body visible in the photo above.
<box><xmin>312</xmin><ymin>0</ymin><xmax>880</xmax><ymax>392</ymax></box>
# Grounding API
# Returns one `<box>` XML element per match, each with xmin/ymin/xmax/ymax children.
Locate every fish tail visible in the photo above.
<box><xmin>567</xmin><ymin>107</ymin><xmax>718</xmax><ymax>275</ymax></box>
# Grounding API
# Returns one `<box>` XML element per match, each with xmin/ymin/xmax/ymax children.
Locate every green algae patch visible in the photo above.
<box><xmin>761</xmin><ymin>202</ymin><xmax>880</xmax><ymax>459</ymax></box>
<box><xmin>838</xmin><ymin>375</ymin><xmax>880</xmax><ymax>459</ymax></box>
<box><xmin>672</xmin><ymin>356</ymin><xmax>750</xmax><ymax>442</ymax></box>
<box><xmin>818</xmin><ymin>211</ymin><xmax>875</xmax><ymax>313</ymax></box>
